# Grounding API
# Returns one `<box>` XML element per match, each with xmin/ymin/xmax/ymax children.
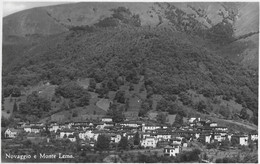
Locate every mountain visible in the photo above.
<box><xmin>2</xmin><ymin>2</ymin><xmax>258</xmax><ymax>126</ymax></box>
<box><xmin>3</xmin><ymin>2</ymin><xmax>259</xmax><ymax>68</ymax></box>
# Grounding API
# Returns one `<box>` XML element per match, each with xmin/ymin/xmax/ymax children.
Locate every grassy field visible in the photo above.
<box><xmin>96</xmin><ymin>98</ymin><xmax>112</xmax><ymax>111</ymax></box>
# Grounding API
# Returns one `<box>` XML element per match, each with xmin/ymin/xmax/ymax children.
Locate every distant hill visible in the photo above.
<box><xmin>3</xmin><ymin>2</ymin><xmax>259</xmax><ymax>68</ymax></box>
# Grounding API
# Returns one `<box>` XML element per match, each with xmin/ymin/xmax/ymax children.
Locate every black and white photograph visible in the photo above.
<box><xmin>1</xmin><ymin>0</ymin><xmax>259</xmax><ymax>163</ymax></box>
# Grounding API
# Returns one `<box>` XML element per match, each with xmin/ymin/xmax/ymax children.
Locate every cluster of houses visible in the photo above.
<box><xmin>4</xmin><ymin>117</ymin><xmax>258</xmax><ymax>157</ymax></box>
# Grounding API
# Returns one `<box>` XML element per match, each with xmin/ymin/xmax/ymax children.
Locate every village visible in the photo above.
<box><xmin>2</xmin><ymin>115</ymin><xmax>258</xmax><ymax>162</ymax></box>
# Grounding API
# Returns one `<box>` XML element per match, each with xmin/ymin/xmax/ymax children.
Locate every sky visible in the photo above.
<box><xmin>3</xmin><ymin>1</ymin><xmax>73</xmax><ymax>17</ymax></box>
<box><xmin>3</xmin><ymin>0</ymin><xmax>257</xmax><ymax>17</ymax></box>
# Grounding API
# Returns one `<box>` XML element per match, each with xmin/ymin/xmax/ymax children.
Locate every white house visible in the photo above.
<box><xmin>121</xmin><ymin>121</ymin><xmax>139</xmax><ymax>128</ymax></box>
<box><xmin>171</xmin><ymin>138</ymin><xmax>182</xmax><ymax>145</ymax></box>
<box><xmin>195</xmin><ymin>132</ymin><xmax>200</xmax><ymax>139</ymax></box>
<box><xmin>214</xmin><ymin>134</ymin><xmax>222</xmax><ymax>142</ymax></box>
<box><xmin>164</xmin><ymin>144</ymin><xmax>180</xmax><ymax>157</ymax></box>
<box><xmin>101</xmin><ymin>117</ymin><xmax>113</xmax><ymax>123</ymax></box>
<box><xmin>24</xmin><ymin>126</ymin><xmax>32</xmax><ymax>133</ymax></box>
<box><xmin>212</xmin><ymin>126</ymin><xmax>228</xmax><ymax>132</ymax></box>
<box><xmin>60</xmin><ymin>130</ymin><xmax>74</xmax><ymax>138</ymax></box>
<box><xmin>110</xmin><ymin>134</ymin><xmax>122</xmax><ymax>143</ymax></box>
<box><xmin>203</xmin><ymin>134</ymin><xmax>211</xmax><ymax>143</ymax></box>
<box><xmin>78</xmin><ymin>131</ymin><xmax>87</xmax><ymax>140</ymax></box>
<box><xmin>189</xmin><ymin>117</ymin><xmax>199</xmax><ymax>123</ymax></box>
<box><xmin>227</xmin><ymin>134</ymin><xmax>233</xmax><ymax>141</ymax></box>
<box><xmin>49</xmin><ymin>124</ymin><xmax>60</xmax><ymax>133</ymax></box>
<box><xmin>239</xmin><ymin>136</ymin><xmax>249</xmax><ymax>146</ymax></box>
<box><xmin>31</xmin><ymin>126</ymin><xmax>42</xmax><ymax>133</ymax></box>
<box><xmin>250</xmin><ymin>133</ymin><xmax>258</xmax><ymax>141</ymax></box>
<box><xmin>141</xmin><ymin>132</ymin><xmax>151</xmax><ymax>139</ymax></box>
<box><xmin>209</xmin><ymin>122</ymin><xmax>218</xmax><ymax>127</ymax></box>
<box><xmin>141</xmin><ymin>137</ymin><xmax>157</xmax><ymax>148</ymax></box>
<box><xmin>156</xmin><ymin>133</ymin><xmax>171</xmax><ymax>141</ymax></box>
<box><xmin>5</xmin><ymin>128</ymin><xmax>20</xmax><ymax>138</ymax></box>
<box><xmin>142</xmin><ymin>123</ymin><xmax>161</xmax><ymax>132</ymax></box>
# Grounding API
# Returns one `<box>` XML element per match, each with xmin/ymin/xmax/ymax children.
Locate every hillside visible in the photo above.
<box><xmin>2</xmin><ymin>2</ymin><xmax>258</xmax><ymax>128</ymax></box>
<box><xmin>3</xmin><ymin>2</ymin><xmax>259</xmax><ymax>67</ymax></box>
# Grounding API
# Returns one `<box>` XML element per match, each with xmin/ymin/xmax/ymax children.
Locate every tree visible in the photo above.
<box><xmin>11</xmin><ymin>86</ymin><xmax>21</xmax><ymax>97</ymax></box>
<box><xmin>157</xmin><ymin>112</ymin><xmax>167</xmax><ymax>124</ymax></box>
<box><xmin>19</xmin><ymin>102</ymin><xmax>30</xmax><ymax>114</ymax></box>
<box><xmin>240</xmin><ymin>108</ymin><xmax>249</xmax><ymax>120</ymax></box>
<box><xmin>197</xmin><ymin>101</ymin><xmax>207</xmax><ymax>113</ymax></box>
<box><xmin>13</xmin><ymin>101</ymin><xmax>18</xmax><ymax>112</ymax></box>
<box><xmin>179</xmin><ymin>92</ymin><xmax>192</xmax><ymax>106</ymax></box>
<box><xmin>96</xmin><ymin>134</ymin><xmax>110</xmax><ymax>151</ymax></box>
<box><xmin>72</xmin><ymin>111</ymin><xmax>78</xmax><ymax>117</ymax></box>
<box><xmin>107</xmin><ymin>104</ymin><xmax>125</xmax><ymax>123</ymax></box>
<box><xmin>78</xmin><ymin>93</ymin><xmax>90</xmax><ymax>107</ymax></box>
<box><xmin>220</xmin><ymin>138</ymin><xmax>230</xmax><ymax>150</ymax></box>
<box><xmin>134</xmin><ymin>132</ymin><xmax>140</xmax><ymax>145</ymax></box>
<box><xmin>139</xmin><ymin>99</ymin><xmax>152</xmax><ymax>117</ymax></box>
<box><xmin>173</xmin><ymin>113</ymin><xmax>183</xmax><ymax>127</ymax></box>
<box><xmin>114</xmin><ymin>91</ymin><xmax>125</xmax><ymax>104</ymax></box>
<box><xmin>55</xmin><ymin>81</ymin><xmax>91</xmax><ymax>107</ymax></box>
<box><xmin>219</xmin><ymin>106</ymin><xmax>231</xmax><ymax>119</ymax></box>
<box><xmin>88</xmin><ymin>78</ymin><xmax>96</xmax><ymax>91</ymax></box>
<box><xmin>118</xmin><ymin>136</ymin><xmax>128</xmax><ymax>150</ymax></box>
<box><xmin>60</xmin><ymin>101</ymin><xmax>69</xmax><ymax>111</ymax></box>
<box><xmin>231</xmin><ymin>137</ymin><xmax>239</xmax><ymax>146</ymax></box>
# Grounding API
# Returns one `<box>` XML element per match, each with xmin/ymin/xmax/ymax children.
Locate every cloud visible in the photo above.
<box><xmin>3</xmin><ymin>2</ymin><xmax>27</xmax><ymax>16</ymax></box>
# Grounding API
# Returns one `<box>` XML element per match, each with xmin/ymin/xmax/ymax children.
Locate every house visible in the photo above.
<box><xmin>31</xmin><ymin>126</ymin><xmax>42</xmax><ymax>133</ymax></box>
<box><xmin>49</xmin><ymin>123</ymin><xmax>60</xmax><ymax>132</ymax></box>
<box><xmin>126</xmin><ymin>133</ymin><xmax>135</xmax><ymax>140</ymax></box>
<box><xmin>60</xmin><ymin>129</ymin><xmax>74</xmax><ymax>138</ymax></box>
<box><xmin>182</xmin><ymin>142</ymin><xmax>188</xmax><ymax>147</ymax></box>
<box><xmin>213</xmin><ymin>133</ymin><xmax>222</xmax><ymax>142</ymax></box>
<box><xmin>212</xmin><ymin>126</ymin><xmax>228</xmax><ymax>132</ymax></box>
<box><xmin>155</xmin><ymin>132</ymin><xmax>171</xmax><ymax>141</ymax></box>
<box><xmin>5</xmin><ymin>128</ymin><xmax>21</xmax><ymax>138</ymax></box>
<box><xmin>189</xmin><ymin>122</ymin><xmax>196</xmax><ymax>127</ymax></box>
<box><xmin>142</xmin><ymin>123</ymin><xmax>161</xmax><ymax>132</ymax></box>
<box><xmin>121</xmin><ymin>121</ymin><xmax>140</xmax><ymax>128</ymax></box>
<box><xmin>226</xmin><ymin>133</ymin><xmax>232</xmax><ymax>141</ymax></box>
<box><xmin>101</xmin><ymin>117</ymin><xmax>113</xmax><ymax>123</ymax></box>
<box><xmin>110</xmin><ymin>134</ymin><xmax>122</xmax><ymax>143</ymax></box>
<box><xmin>30</xmin><ymin>122</ymin><xmax>44</xmax><ymax>127</ymax></box>
<box><xmin>189</xmin><ymin>117</ymin><xmax>199</xmax><ymax>123</ymax></box>
<box><xmin>164</xmin><ymin>144</ymin><xmax>180</xmax><ymax>157</ymax></box>
<box><xmin>24</xmin><ymin>126</ymin><xmax>32</xmax><ymax>133</ymax></box>
<box><xmin>209</xmin><ymin>122</ymin><xmax>217</xmax><ymax>127</ymax></box>
<box><xmin>68</xmin><ymin>134</ymin><xmax>76</xmax><ymax>142</ymax></box>
<box><xmin>199</xmin><ymin>133</ymin><xmax>211</xmax><ymax>143</ymax></box>
<box><xmin>171</xmin><ymin>138</ymin><xmax>182</xmax><ymax>145</ymax></box>
<box><xmin>249</xmin><ymin>132</ymin><xmax>258</xmax><ymax>141</ymax></box>
<box><xmin>17</xmin><ymin>122</ymin><xmax>27</xmax><ymax>128</ymax></box>
<box><xmin>231</xmin><ymin>135</ymin><xmax>249</xmax><ymax>146</ymax></box>
<box><xmin>157</xmin><ymin>140</ymin><xmax>170</xmax><ymax>148</ymax></box>
<box><xmin>92</xmin><ymin>130</ymin><xmax>106</xmax><ymax>141</ymax></box>
<box><xmin>141</xmin><ymin>136</ymin><xmax>157</xmax><ymax>148</ymax></box>
<box><xmin>194</xmin><ymin>131</ymin><xmax>200</xmax><ymax>139</ymax></box>
<box><xmin>239</xmin><ymin>135</ymin><xmax>249</xmax><ymax>146</ymax></box>
<box><xmin>78</xmin><ymin>131</ymin><xmax>87</xmax><ymax>140</ymax></box>
<box><xmin>95</xmin><ymin>122</ymin><xmax>106</xmax><ymax>130</ymax></box>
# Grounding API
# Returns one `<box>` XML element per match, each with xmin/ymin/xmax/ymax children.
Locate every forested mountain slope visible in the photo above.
<box><xmin>2</xmin><ymin>2</ymin><xmax>258</xmax><ymax>126</ymax></box>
